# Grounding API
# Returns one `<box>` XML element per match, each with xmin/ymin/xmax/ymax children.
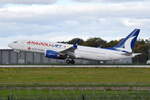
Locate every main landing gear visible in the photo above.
<box><xmin>65</xmin><ymin>58</ymin><xmax>75</xmax><ymax>64</ymax></box>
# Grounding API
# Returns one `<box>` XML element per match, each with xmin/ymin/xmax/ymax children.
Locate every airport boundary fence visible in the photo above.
<box><xmin>0</xmin><ymin>49</ymin><xmax>133</xmax><ymax>65</ymax></box>
<box><xmin>0</xmin><ymin>49</ymin><xmax>96</xmax><ymax>65</ymax></box>
<box><xmin>1</xmin><ymin>92</ymin><xmax>150</xmax><ymax>100</ymax></box>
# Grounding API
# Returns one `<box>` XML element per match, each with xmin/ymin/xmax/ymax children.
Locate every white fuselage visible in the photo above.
<box><xmin>8</xmin><ymin>40</ymin><xmax>133</xmax><ymax>61</ymax></box>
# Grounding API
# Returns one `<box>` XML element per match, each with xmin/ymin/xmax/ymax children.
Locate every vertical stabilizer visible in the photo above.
<box><xmin>113</xmin><ymin>29</ymin><xmax>140</xmax><ymax>53</ymax></box>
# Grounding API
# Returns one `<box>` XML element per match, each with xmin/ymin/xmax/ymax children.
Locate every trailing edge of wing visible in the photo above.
<box><xmin>60</xmin><ymin>46</ymin><xmax>77</xmax><ymax>54</ymax></box>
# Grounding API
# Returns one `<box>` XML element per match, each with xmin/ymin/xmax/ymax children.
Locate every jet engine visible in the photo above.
<box><xmin>45</xmin><ymin>50</ymin><xmax>66</xmax><ymax>59</ymax></box>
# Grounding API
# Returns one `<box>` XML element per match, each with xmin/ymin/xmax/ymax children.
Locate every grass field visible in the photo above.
<box><xmin>0</xmin><ymin>90</ymin><xmax>150</xmax><ymax>100</ymax></box>
<box><xmin>0</xmin><ymin>67</ymin><xmax>150</xmax><ymax>87</ymax></box>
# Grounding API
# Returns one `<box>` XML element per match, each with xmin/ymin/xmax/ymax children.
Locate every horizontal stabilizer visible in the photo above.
<box><xmin>132</xmin><ymin>53</ymin><xmax>141</xmax><ymax>57</ymax></box>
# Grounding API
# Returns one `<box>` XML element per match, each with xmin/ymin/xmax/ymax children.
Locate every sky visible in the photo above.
<box><xmin>0</xmin><ymin>0</ymin><xmax>150</xmax><ymax>48</ymax></box>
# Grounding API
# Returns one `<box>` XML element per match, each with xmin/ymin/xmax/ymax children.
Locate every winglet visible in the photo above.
<box><xmin>73</xmin><ymin>39</ymin><xmax>80</xmax><ymax>49</ymax></box>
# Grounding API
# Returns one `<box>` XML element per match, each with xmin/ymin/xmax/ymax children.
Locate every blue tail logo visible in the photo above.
<box><xmin>113</xmin><ymin>29</ymin><xmax>140</xmax><ymax>53</ymax></box>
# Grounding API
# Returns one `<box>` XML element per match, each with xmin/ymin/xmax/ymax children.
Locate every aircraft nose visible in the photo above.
<box><xmin>8</xmin><ymin>43</ymin><xmax>14</xmax><ymax>49</ymax></box>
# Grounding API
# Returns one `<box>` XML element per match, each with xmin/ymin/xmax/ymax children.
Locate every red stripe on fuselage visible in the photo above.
<box><xmin>26</xmin><ymin>41</ymin><xmax>50</xmax><ymax>47</ymax></box>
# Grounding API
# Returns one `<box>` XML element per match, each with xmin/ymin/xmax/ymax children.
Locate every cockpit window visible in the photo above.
<box><xmin>13</xmin><ymin>41</ymin><xmax>18</xmax><ymax>43</ymax></box>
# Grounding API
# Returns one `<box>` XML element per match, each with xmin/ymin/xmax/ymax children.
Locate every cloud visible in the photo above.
<box><xmin>0</xmin><ymin>4</ymin><xmax>149</xmax><ymax>23</ymax></box>
<box><xmin>2</xmin><ymin>32</ymin><xmax>90</xmax><ymax>49</ymax></box>
<box><xmin>0</xmin><ymin>2</ymin><xmax>150</xmax><ymax>48</ymax></box>
<box><xmin>0</xmin><ymin>0</ymin><xmax>57</xmax><ymax>4</ymax></box>
<box><xmin>122</xmin><ymin>18</ymin><xmax>150</xmax><ymax>27</ymax></box>
<box><xmin>73</xmin><ymin>0</ymin><xmax>148</xmax><ymax>3</ymax></box>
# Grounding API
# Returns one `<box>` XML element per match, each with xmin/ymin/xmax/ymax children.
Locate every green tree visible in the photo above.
<box><xmin>68</xmin><ymin>38</ymin><xmax>84</xmax><ymax>45</ymax></box>
<box><xmin>83</xmin><ymin>38</ymin><xmax>106</xmax><ymax>47</ymax></box>
<box><xmin>104</xmin><ymin>40</ymin><xmax>119</xmax><ymax>48</ymax></box>
<box><xmin>133</xmin><ymin>39</ymin><xmax>149</xmax><ymax>64</ymax></box>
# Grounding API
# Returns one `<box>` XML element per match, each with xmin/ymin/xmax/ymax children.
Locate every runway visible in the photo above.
<box><xmin>0</xmin><ymin>65</ymin><xmax>149</xmax><ymax>67</ymax></box>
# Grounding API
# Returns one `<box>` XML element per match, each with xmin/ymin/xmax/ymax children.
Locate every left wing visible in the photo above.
<box><xmin>60</xmin><ymin>39</ymin><xmax>80</xmax><ymax>58</ymax></box>
<box><xmin>60</xmin><ymin>45</ymin><xmax>77</xmax><ymax>53</ymax></box>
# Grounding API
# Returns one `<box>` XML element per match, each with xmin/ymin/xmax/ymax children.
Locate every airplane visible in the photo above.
<box><xmin>8</xmin><ymin>29</ymin><xmax>141</xmax><ymax>64</ymax></box>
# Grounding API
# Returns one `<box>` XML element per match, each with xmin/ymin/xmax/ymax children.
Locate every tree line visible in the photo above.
<box><xmin>61</xmin><ymin>37</ymin><xmax>150</xmax><ymax>64</ymax></box>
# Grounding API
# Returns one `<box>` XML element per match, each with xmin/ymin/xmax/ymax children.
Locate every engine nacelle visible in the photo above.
<box><xmin>45</xmin><ymin>50</ymin><xmax>66</xmax><ymax>59</ymax></box>
<box><xmin>45</xmin><ymin>50</ymin><xmax>60</xmax><ymax>59</ymax></box>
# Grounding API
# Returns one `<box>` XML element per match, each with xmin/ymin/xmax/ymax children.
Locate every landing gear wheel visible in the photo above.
<box><xmin>65</xmin><ymin>58</ymin><xmax>75</xmax><ymax>64</ymax></box>
<box><xmin>66</xmin><ymin>60</ymin><xmax>70</xmax><ymax>64</ymax></box>
<box><xmin>71</xmin><ymin>60</ymin><xmax>75</xmax><ymax>64</ymax></box>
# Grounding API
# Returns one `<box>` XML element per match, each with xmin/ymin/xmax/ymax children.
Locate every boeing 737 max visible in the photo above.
<box><xmin>8</xmin><ymin>29</ymin><xmax>141</xmax><ymax>64</ymax></box>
